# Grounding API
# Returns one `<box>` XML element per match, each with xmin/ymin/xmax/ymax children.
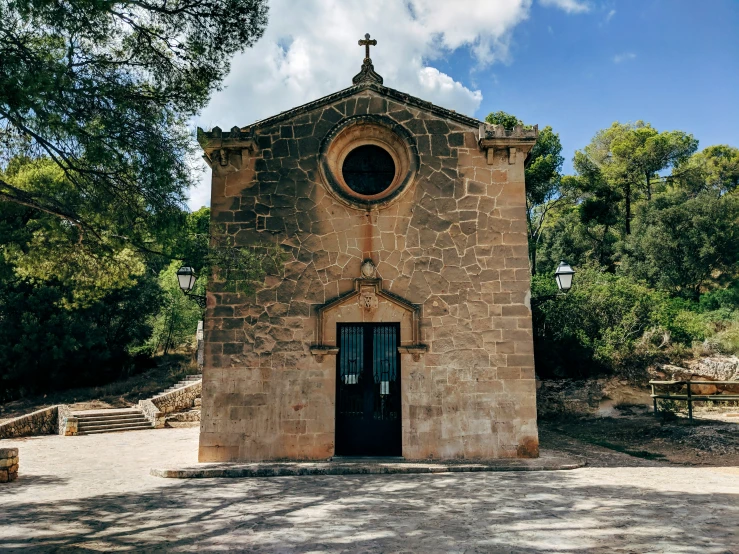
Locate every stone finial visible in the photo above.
<box><xmin>352</xmin><ymin>33</ymin><xmax>383</xmax><ymax>85</ymax></box>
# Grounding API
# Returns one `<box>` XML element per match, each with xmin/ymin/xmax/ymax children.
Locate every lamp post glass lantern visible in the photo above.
<box><xmin>177</xmin><ymin>265</ymin><xmax>206</xmax><ymax>308</ymax></box>
<box><xmin>554</xmin><ymin>261</ymin><xmax>575</xmax><ymax>292</ymax></box>
<box><xmin>176</xmin><ymin>266</ymin><xmax>197</xmax><ymax>294</ymax></box>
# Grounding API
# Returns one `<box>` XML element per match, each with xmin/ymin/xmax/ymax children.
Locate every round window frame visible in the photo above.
<box><xmin>319</xmin><ymin>115</ymin><xmax>419</xmax><ymax>210</ymax></box>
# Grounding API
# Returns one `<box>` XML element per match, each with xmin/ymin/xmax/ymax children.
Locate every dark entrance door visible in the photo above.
<box><xmin>335</xmin><ymin>323</ymin><xmax>401</xmax><ymax>456</ymax></box>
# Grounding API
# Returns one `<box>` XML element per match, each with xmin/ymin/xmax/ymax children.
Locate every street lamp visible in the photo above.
<box><xmin>554</xmin><ymin>261</ymin><xmax>575</xmax><ymax>292</ymax></box>
<box><xmin>532</xmin><ymin>261</ymin><xmax>575</xmax><ymax>306</ymax></box>
<box><xmin>177</xmin><ymin>265</ymin><xmax>207</xmax><ymax>308</ymax></box>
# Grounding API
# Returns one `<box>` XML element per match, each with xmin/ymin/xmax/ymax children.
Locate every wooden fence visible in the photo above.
<box><xmin>649</xmin><ymin>380</ymin><xmax>739</xmax><ymax>422</ymax></box>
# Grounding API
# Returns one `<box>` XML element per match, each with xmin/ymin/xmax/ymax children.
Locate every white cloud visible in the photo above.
<box><xmin>613</xmin><ymin>52</ymin><xmax>636</xmax><ymax>64</ymax></box>
<box><xmin>188</xmin><ymin>0</ymin><xmax>536</xmax><ymax>209</ymax></box>
<box><xmin>539</xmin><ymin>0</ymin><xmax>590</xmax><ymax>14</ymax></box>
<box><xmin>606</xmin><ymin>9</ymin><xmax>616</xmax><ymax>21</ymax></box>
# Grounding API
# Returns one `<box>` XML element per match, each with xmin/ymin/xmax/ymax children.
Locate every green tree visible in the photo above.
<box><xmin>485</xmin><ymin>111</ymin><xmax>564</xmax><ymax>274</ymax></box>
<box><xmin>577</xmin><ymin>122</ymin><xmax>697</xmax><ymax>234</ymax></box>
<box><xmin>0</xmin><ymin>276</ymin><xmax>161</xmax><ymax>400</ymax></box>
<box><xmin>1</xmin><ymin>158</ymin><xmax>147</xmax><ymax>306</ymax></box>
<box><xmin>532</xmin><ymin>266</ymin><xmax>666</xmax><ymax>379</ymax></box>
<box><xmin>0</xmin><ymin>0</ymin><xmax>268</xmax><ymax>248</ymax></box>
<box><xmin>484</xmin><ymin>111</ymin><xmax>524</xmax><ymax>130</ymax></box>
<box><xmin>0</xmin><ymin>156</ymin><xmax>163</xmax><ymax>399</ymax></box>
<box><xmin>673</xmin><ymin>145</ymin><xmax>739</xmax><ymax>197</ymax></box>
<box><xmin>621</xmin><ymin>192</ymin><xmax>739</xmax><ymax>299</ymax></box>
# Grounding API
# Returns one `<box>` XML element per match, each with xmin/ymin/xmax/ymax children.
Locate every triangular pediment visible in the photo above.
<box><xmin>198</xmin><ymin>81</ymin><xmax>482</xmax><ymax>149</ymax></box>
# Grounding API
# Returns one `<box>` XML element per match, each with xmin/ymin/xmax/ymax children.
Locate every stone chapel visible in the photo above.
<box><xmin>197</xmin><ymin>35</ymin><xmax>540</xmax><ymax>462</ymax></box>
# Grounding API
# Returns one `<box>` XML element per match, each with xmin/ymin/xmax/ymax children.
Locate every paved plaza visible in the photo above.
<box><xmin>1</xmin><ymin>428</ymin><xmax>737</xmax><ymax>553</ymax></box>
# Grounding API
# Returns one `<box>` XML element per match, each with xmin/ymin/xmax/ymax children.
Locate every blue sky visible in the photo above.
<box><xmin>190</xmin><ymin>0</ymin><xmax>739</xmax><ymax>207</ymax></box>
<box><xmin>444</xmin><ymin>0</ymin><xmax>739</xmax><ymax>173</ymax></box>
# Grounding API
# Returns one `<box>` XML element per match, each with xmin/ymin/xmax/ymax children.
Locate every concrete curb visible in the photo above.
<box><xmin>151</xmin><ymin>456</ymin><xmax>584</xmax><ymax>479</ymax></box>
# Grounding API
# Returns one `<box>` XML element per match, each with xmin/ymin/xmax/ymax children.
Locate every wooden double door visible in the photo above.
<box><xmin>335</xmin><ymin>323</ymin><xmax>402</xmax><ymax>456</ymax></box>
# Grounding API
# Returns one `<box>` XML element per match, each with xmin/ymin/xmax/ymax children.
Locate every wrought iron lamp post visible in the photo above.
<box><xmin>176</xmin><ymin>265</ymin><xmax>207</xmax><ymax>309</ymax></box>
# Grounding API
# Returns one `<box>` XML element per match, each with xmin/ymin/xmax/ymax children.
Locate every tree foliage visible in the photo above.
<box><xmin>143</xmin><ymin>260</ymin><xmax>203</xmax><ymax>356</ymax></box>
<box><xmin>0</xmin><ymin>0</ymin><xmax>268</xmax><ymax>247</ymax></box>
<box><xmin>531</xmin><ymin>119</ymin><xmax>738</xmax><ymax>379</ymax></box>
<box><xmin>673</xmin><ymin>145</ymin><xmax>739</xmax><ymax>197</ymax></box>
<box><xmin>622</xmin><ymin>192</ymin><xmax>739</xmax><ymax>299</ymax></box>
<box><xmin>574</xmin><ymin>121</ymin><xmax>697</xmax><ymax>234</ymax></box>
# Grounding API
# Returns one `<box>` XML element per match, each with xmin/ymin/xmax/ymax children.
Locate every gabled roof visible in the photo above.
<box><xmin>250</xmin><ymin>81</ymin><xmax>482</xmax><ymax>130</ymax></box>
<box><xmin>200</xmin><ymin>80</ymin><xmax>483</xmax><ymax>143</ymax></box>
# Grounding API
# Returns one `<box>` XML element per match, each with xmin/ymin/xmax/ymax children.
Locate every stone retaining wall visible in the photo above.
<box><xmin>151</xmin><ymin>381</ymin><xmax>202</xmax><ymax>415</ymax></box>
<box><xmin>57</xmin><ymin>405</ymin><xmax>78</xmax><ymax>436</ymax></box>
<box><xmin>0</xmin><ymin>405</ymin><xmax>58</xmax><ymax>439</ymax></box>
<box><xmin>139</xmin><ymin>380</ymin><xmax>202</xmax><ymax>428</ymax></box>
<box><xmin>0</xmin><ymin>448</ymin><xmax>18</xmax><ymax>483</ymax></box>
<box><xmin>139</xmin><ymin>399</ymin><xmax>166</xmax><ymax>429</ymax></box>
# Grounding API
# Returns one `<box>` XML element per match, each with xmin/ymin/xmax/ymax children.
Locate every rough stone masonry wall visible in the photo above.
<box><xmin>0</xmin><ymin>448</ymin><xmax>19</xmax><ymax>483</ymax></box>
<box><xmin>201</xmin><ymin>89</ymin><xmax>537</xmax><ymax>462</ymax></box>
<box><xmin>0</xmin><ymin>405</ymin><xmax>58</xmax><ymax>439</ymax></box>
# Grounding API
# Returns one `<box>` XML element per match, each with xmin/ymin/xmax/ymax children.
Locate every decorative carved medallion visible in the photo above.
<box><xmin>360</xmin><ymin>259</ymin><xmax>376</xmax><ymax>278</ymax></box>
<box><xmin>358</xmin><ymin>285</ymin><xmax>379</xmax><ymax>311</ymax></box>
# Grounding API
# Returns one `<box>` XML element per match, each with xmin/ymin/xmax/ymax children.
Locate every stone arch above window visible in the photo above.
<box><xmin>319</xmin><ymin>115</ymin><xmax>419</xmax><ymax>211</ymax></box>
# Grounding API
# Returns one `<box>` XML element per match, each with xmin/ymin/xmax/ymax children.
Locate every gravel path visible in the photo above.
<box><xmin>1</xmin><ymin>428</ymin><xmax>737</xmax><ymax>553</ymax></box>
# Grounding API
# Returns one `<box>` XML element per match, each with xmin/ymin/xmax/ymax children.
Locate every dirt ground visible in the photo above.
<box><xmin>540</xmin><ymin>404</ymin><xmax>739</xmax><ymax>467</ymax></box>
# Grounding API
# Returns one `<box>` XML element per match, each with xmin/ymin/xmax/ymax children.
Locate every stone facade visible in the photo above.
<box><xmin>0</xmin><ymin>448</ymin><xmax>19</xmax><ymax>483</ymax></box>
<box><xmin>198</xmin><ymin>72</ymin><xmax>539</xmax><ymax>462</ymax></box>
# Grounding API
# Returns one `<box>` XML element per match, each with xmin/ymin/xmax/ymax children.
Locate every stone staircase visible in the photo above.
<box><xmin>69</xmin><ymin>374</ymin><xmax>203</xmax><ymax>435</ymax></box>
<box><xmin>161</xmin><ymin>375</ymin><xmax>202</xmax><ymax>395</ymax></box>
<box><xmin>75</xmin><ymin>408</ymin><xmax>154</xmax><ymax>435</ymax></box>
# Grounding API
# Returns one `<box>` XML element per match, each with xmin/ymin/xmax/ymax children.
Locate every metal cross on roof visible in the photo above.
<box><xmin>358</xmin><ymin>33</ymin><xmax>377</xmax><ymax>60</ymax></box>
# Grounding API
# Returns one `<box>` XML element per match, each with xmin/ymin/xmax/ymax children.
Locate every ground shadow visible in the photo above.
<box><xmin>0</xmin><ymin>474</ymin><xmax>69</xmax><ymax>496</ymax></box>
<box><xmin>0</xmin><ymin>470</ymin><xmax>737</xmax><ymax>552</ymax></box>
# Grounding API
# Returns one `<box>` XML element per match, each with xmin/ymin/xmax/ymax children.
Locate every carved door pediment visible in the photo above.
<box><xmin>310</xmin><ymin>278</ymin><xmax>427</xmax><ymax>362</ymax></box>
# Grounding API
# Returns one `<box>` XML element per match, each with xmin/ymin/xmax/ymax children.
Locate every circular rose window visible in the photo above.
<box><xmin>320</xmin><ymin>115</ymin><xmax>418</xmax><ymax>210</ymax></box>
<box><xmin>342</xmin><ymin>145</ymin><xmax>395</xmax><ymax>196</ymax></box>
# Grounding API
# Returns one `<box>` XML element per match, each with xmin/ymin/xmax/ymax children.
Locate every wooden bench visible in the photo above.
<box><xmin>649</xmin><ymin>380</ymin><xmax>739</xmax><ymax>422</ymax></box>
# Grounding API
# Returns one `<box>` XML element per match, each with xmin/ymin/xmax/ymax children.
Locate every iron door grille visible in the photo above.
<box><xmin>335</xmin><ymin>323</ymin><xmax>402</xmax><ymax>456</ymax></box>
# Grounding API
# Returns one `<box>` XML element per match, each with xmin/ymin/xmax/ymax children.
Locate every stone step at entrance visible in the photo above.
<box><xmin>75</xmin><ymin>409</ymin><xmax>153</xmax><ymax>435</ymax></box>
